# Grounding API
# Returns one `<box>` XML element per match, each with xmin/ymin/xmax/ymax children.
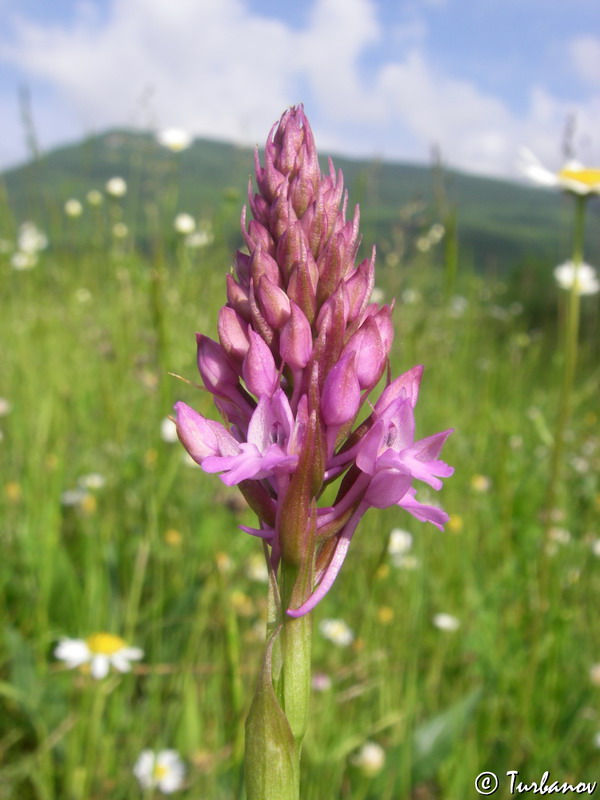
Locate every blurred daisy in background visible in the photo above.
<box><xmin>319</xmin><ymin>619</ymin><xmax>354</xmax><ymax>647</ymax></box>
<box><xmin>55</xmin><ymin>633</ymin><xmax>143</xmax><ymax>678</ymax></box>
<box><xmin>174</xmin><ymin>213</ymin><xmax>196</xmax><ymax>235</ymax></box>
<box><xmin>554</xmin><ymin>261</ymin><xmax>600</xmax><ymax>295</ymax></box>
<box><xmin>64</xmin><ymin>198</ymin><xmax>83</xmax><ymax>218</ymax></box>
<box><xmin>156</xmin><ymin>128</ymin><xmax>192</xmax><ymax>152</ymax></box>
<box><xmin>0</xmin><ymin>398</ymin><xmax>11</xmax><ymax>416</ymax></box>
<box><xmin>161</xmin><ymin>417</ymin><xmax>178</xmax><ymax>443</ymax></box>
<box><xmin>105</xmin><ymin>176</ymin><xmax>127</xmax><ymax>197</ymax></box>
<box><xmin>433</xmin><ymin>613</ymin><xmax>460</xmax><ymax>632</ymax></box>
<box><xmin>388</xmin><ymin>528</ymin><xmax>419</xmax><ymax>569</ymax></box>
<box><xmin>518</xmin><ymin>149</ymin><xmax>600</xmax><ymax>195</ymax></box>
<box><xmin>134</xmin><ymin>749</ymin><xmax>185</xmax><ymax>793</ymax></box>
<box><xmin>351</xmin><ymin>741</ymin><xmax>386</xmax><ymax>776</ymax></box>
<box><xmin>86</xmin><ymin>189</ymin><xmax>103</xmax><ymax>206</ymax></box>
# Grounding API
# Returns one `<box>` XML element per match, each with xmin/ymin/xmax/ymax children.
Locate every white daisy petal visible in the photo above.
<box><xmin>110</xmin><ymin>654</ymin><xmax>132</xmax><ymax>673</ymax></box>
<box><xmin>54</xmin><ymin>638</ymin><xmax>91</xmax><ymax>666</ymax></box>
<box><xmin>90</xmin><ymin>655</ymin><xmax>110</xmax><ymax>679</ymax></box>
<box><xmin>133</xmin><ymin>750</ymin><xmax>156</xmax><ymax>789</ymax></box>
<box><xmin>120</xmin><ymin>646</ymin><xmax>144</xmax><ymax>661</ymax></box>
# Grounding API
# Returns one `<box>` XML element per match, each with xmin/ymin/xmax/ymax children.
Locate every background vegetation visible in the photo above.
<box><xmin>1</xmin><ymin>133</ymin><xmax>599</xmax><ymax>798</ymax></box>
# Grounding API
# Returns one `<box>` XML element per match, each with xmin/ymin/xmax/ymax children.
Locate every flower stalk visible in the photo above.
<box><xmin>546</xmin><ymin>193</ymin><xmax>587</xmax><ymax>519</ymax></box>
<box><xmin>174</xmin><ymin>106</ymin><xmax>453</xmax><ymax>799</ymax></box>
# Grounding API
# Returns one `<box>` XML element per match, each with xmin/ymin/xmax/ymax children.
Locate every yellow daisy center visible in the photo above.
<box><xmin>558</xmin><ymin>167</ymin><xmax>600</xmax><ymax>187</ymax></box>
<box><xmin>153</xmin><ymin>764</ymin><xmax>169</xmax><ymax>779</ymax></box>
<box><xmin>85</xmin><ymin>632</ymin><xmax>126</xmax><ymax>654</ymax></box>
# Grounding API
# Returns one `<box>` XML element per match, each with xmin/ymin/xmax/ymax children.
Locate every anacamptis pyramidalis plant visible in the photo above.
<box><xmin>175</xmin><ymin>106</ymin><xmax>453</xmax><ymax>800</ymax></box>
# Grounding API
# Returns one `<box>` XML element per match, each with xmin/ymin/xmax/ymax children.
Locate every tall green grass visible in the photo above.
<box><xmin>1</xmin><ymin>151</ymin><xmax>599</xmax><ymax>799</ymax></box>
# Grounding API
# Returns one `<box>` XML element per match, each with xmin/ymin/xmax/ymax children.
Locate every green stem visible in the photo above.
<box><xmin>279</xmin><ymin>562</ymin><xmax>312</xmax><ymax>745</ymax></box>
<box><xmin>244</xmin><ymin>557</ymin><xmax>312</xmax><ymax>800</ymax></box>
<box><xmin>545</xmin><ymin>193</ymin><xmax>586</xmax><ymax>521</ymax></box>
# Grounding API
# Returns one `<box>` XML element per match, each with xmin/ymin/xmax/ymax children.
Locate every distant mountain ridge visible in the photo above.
<box><xmin>2</xmin><ymin>128</ymin><xmax>598</xmax><ymax>272</ymax></box>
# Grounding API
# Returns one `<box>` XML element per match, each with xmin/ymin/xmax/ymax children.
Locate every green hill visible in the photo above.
<box><xmin>1</xmin><ymin>129</ymin><xmax>598</xmax><ymax>272</ymax></box>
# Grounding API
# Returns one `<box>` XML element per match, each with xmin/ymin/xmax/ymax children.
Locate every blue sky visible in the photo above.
<box><xmin>0</xmin><ymin>0</ymin><xmax>599</xmax><ymax>178</ymax></box>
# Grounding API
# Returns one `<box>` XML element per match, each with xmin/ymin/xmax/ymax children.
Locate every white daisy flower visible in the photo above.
<box><xmin>554</xmin><ymin>261</ymin><xmax>600</xmax><ymax>296</ymax></box>
<box><xmin>112</xmin><ymin>222</ymin><xmax>128</xmax><ymax>239</ymax></box>
<box><xmin>174</xmin><ymin>213</ymin><xmax>196</xmax><ymax>235</ymax></box>
<box><xmin>75</xmin><ymin>288</ymin><xmax>92</xmax><ymax>303</ymax></box>
<box><xmin>393</xmin><ymin>554</ymin><xmax>420</xmax><ymax>570</ymax></box>
<box><xmin>370</xmin><ymin>287</ymin><xmax>385</xmax><ymax>304</ymax></box>
<box><xmin>134</xmin><ymin>749</ymin><xmax>186</xmax><ymax>793</ymax></box>
<box><xmin>60</xmin><ymin>488</ymin><xmax>90</xmax><ymax>507</ymax></box>
<box><xmin>11</xmin><ymin>251</ymin><xmax>38</xmax><ymax>270</ymax></box>
<box><xmin>161</xmin><ymin>417</ymin><xmax>178</xmax><ymax>443</ymax></box>
<box><xmin>450</xmin><ymin>296</ymin><xmax>468</xmax><ymax>317</ymax></box>
<box><xmin>105</xmin><ymin>176</ymin><xmax>127</xmax><ymax>198</ymax></box>
<box><xmin>78</xmin><ymin>473</ymin><xmax>106</xmax><ymax>490</ymax></box>
<box><xmin>245</xmin><ymin>553</ymin><xmax>269</xmax><ymax>583</ymax></box>
<box><xmin>0</xmin><ymin>398</ymin><xmax>11</xmax><ymax>416</ymax></box>
<box><xmin>184</xmin><ymin>228</ymin><xmax>213</xmax><ymax>249</ymax></box>
<box><xmin>432</xmin><ymin>613</ymin><xmax>460</xmax><ymax>632</ymax></box>
<box><xmin>86</xmin><ymin>189</ymin><xmax>103</xmax><ymax>207</ymax></box>
<box><xmin>54</xmin><ymin>633</ymin><xmax>143</xmax><ymax>679</ymax></box>
<box><xmin>64</xmin><ymin>199</ymin><xmax>83</xmax><ymax>218</ymax></box>
<box><xmin>429</xmin><ymin>222</ymin><xmax>445</xmax><ymax>243</ymax></box>
<box><xmin>351</xmin><ymin>741</ymin><xmax>385</xmax><ymax>776</ymax></box>
<box><xmin>518</xmin><ymin>149</ymin><xmax>600</xmax><ymax>195</ymax></box>
<box><xmin>319</xmin><ymin>618</ymin><xmax>354</xmax><ymax>647</ymax></box>
<box><xmin>388</xmin><ymin>528</ymin><xmax>413</xmax><ymax>557</ymax></box>
<box><xmin>547</xmin><ymin>526</ymin><xmax>571</xmax><ymax>545</ymax></box>
<box><xmin>401</xmin><ymin>288</ymin><xmax>420</xmax><ymax>305</ymax></box>
<box><xmin>157</xmin><ymin>128</ymin><xmax>193</xmax><ymax>152</ymax></box>
<box><xmin>18</xmin><ymin>222</ymin><xmax>48</xmax><ymax>254</ymax></box>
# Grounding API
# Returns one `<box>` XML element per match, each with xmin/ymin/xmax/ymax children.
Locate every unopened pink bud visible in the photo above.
<box><xmin>174</xmin><ymin>402</ymin><xmax>218</xmax><ymax>463</ymax></box>
<box><xmin>321</xmin><ymin>353</ymin><xmax>361</xmax><ymax>426</ymax></box>
<box><xmin>226</xmin><ymin>274</ymin><xmax>251</xmax><ymax>320</ymax></box>
<box><xmin>233</xmin><ymin>250</ymin><xmax>251</xmax><ymax>285</ymax></box>
<box><xmin>370</xmin><ymin>305</ymin><xmax>394</xmax><ymax>355</ymax></box>
<box><xmin>218</xmin><ymin>306</ymin><xmax>251</xmax><ymax>363</ymax></box>
<box><xmin>254</xmin><ymin>145</ymin><xmax>285</xmax><ymax>202</ymax></box>
<box><xmin>256</xmin><ymin>275</ymin><xmax>291</xmax><ymax>329</ymax></box>
<box><xmin>242</xmin><ymin>330</ymin><xmax>279</xmax><ymax>397</ymax></box>
<box><xmin>249</xmin><ymin>244</ymin><xmax>281</xmax><ymax>287</ymax></box>
<box><xmin>270</xmin><ymin>191</ymin><xmax>298</xmax><ymax>241</ymax></box>
<box><xmin>342</xmin><ymin>317</ymin><xmax>385</xmax><ymax>389</ymax></box>
<box><xmin>197</xmin><ymin>334</ymin><xmax>241</xmax><ymax>397</ymax></box>
<box><xmin>248</xmin><ymin>183</ymin><xmax>269</xmax><ymax>226</ymax></box>
<box><xmin>174</xmin><ymin>402</ymin><xmax>237</xmax><ymax>464</ymax></box>
<box><xmin>316</xmin><ymin>232</ymin><xmax>346</xmax><ymax>306</ymax></box>
<box><xmin>280</xmin><ymin>301</ymin><xmax>313</xmax><ymax>370</ymax></box>
<box><xmin>241</xmin><ymin>211</ymin><xmax>275</xmax><ymax>256</ymax></box>
<box><xmin>276</xmin><ymin>222</ymin><xmax>310</xmax><ymax>282</ymax></box>
<box><xmin>344</xmin><ymin>254</ymin><xmax>375</xmax><ymax>322</ymax></box>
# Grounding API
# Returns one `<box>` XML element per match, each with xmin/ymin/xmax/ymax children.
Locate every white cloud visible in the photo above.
<box><xmin>370</xmin><ymin>51</ymin><xmax>599</xmax><ymax>175</ymax></box>
<box><xmin>0</xmin><ymin>0</ymin><xmax>598</xmax><ymax>177</ymax></box>
<box><xmin>1</xmin><ymin>0</ymin><xmax>298</xmax><ymax>143</ymax></box>
<box><xmin>569</xmin><ymin>35</ymin><xmax>600</xmax><ymax>88</ymax></box>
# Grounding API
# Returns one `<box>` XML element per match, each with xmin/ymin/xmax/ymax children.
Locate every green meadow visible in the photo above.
<box><xmin>1</xmin><ymin>136</ymin><xmax>599</xmax><ymax>799</ymax></box>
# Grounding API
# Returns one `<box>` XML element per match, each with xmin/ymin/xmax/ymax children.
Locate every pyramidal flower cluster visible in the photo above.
<box><xmin>175</xmin><ymin>106</ymin><xmax>453</xmax><ymax>617</ymax></box>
